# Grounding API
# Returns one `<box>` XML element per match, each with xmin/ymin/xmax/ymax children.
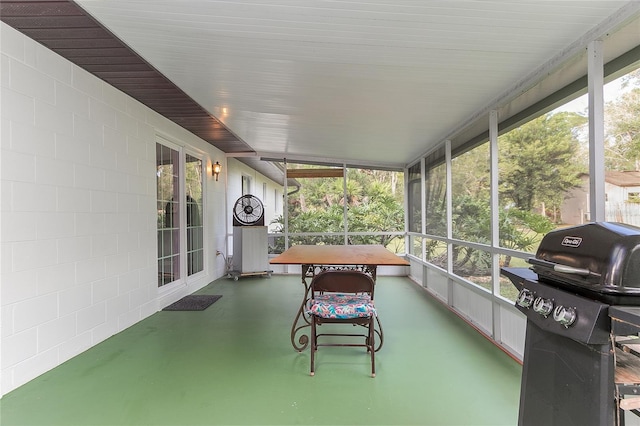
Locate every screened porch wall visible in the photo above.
<box><xmin>408</xmin><ymin>263</ymin><xmax>526</xmax><ymax>360</ymax></box>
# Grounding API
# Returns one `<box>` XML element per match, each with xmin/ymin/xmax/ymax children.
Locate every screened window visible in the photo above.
<box><xmin>452</xmin><ymin>244</ymin><xmax>492</xmax><ymax>292</ymax></box>
<box><xmin>425</xmin><ymin>161</ymin><xmax>446</xmax><ymax>237</ymax></box>
<box><xmin>451</xmin><ymin>142</ymin><xmax>490</xmax><ymax>244</ymax></box>
<box><xmin>497</xmin><ymin>112</ymin><xmax>586</xmax><ymax>253</ymax></box>
<box><xmin>494</xmin><ymin>98</ymin><xmax>588</xmax><ymax>300</ymax></box>
<box><xmin>424</xmin><ymin>238</ymin><xmax>447</xmax><ymax>270</ymax></box>
<box><xmin>285</xmin><ymin>164</ymin><xmax>344</xmax><ymax>246</ymax></box>
<box><xmin>242</xmin><ymin>175</ymin><xmax>252</xmax><ymax>195</ymax></box>
<box><xmin>271</xmin><ymin>162</ymin><xmax>404</xmax><ymax>253</ymax></box>
<box><xmin>605</xmin><ymin>67</ymin><xmax>640</xmax><ymax>225</ymax></box>
<box><xmin>346</xmin><ymin>167</ymin><xmax>404</xmax><ymax>252</ymax></box>
<box><xmin>407</xmin><ymin>163</ymin><xmax>422</xmax><ymax>233</ymax></box>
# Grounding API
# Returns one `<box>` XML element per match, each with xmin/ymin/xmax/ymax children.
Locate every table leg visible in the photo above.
<box><xmin>290</xmin><ymin>264</ymin><xmax>313</xmax><ymax>352</ymax></box>
<box><xmin>366</xmin><ymin>265</ymin><xmax>384</xmax><ymax>351</ymax></box>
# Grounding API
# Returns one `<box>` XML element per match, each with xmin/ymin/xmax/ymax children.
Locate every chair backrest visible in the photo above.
<box><xmin>311</xmin><ymin>270</ymin><xmax>375</xmax><ymax>298</ymax></box>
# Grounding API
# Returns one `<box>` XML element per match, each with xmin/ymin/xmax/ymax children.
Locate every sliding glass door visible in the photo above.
<box><xmin>156</xmin><ymin>141</ymin><xmax>204</xmax><ymax>287</ymax></box>
<box><xmin>185</xmin><ymin>154</ymin><xmax>204</xmax><ymax>276</ymax></box>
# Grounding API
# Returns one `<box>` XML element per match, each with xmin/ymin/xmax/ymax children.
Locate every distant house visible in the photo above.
<box><xmin>561</xmin><ymin>173</ymin><xmax>590</xmax><ymax>225</ymax></box>
<box><xmin>605</xmin><ymin>171</ymin><xmax>640</xmax><ymax>204</ymax></box>
<box><xmin>561</xmin><ymin>171</ymin><xmax>640</xmax><ymax>225</ymax></box>
<box><xmin>604</xmin><ymin>171</ymin><xmax>640</xmax><ymax>225</ymax></box>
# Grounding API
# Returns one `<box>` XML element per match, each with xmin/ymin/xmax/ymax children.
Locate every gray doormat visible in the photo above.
<box><xmin>163</xmin><ymin>294</ymin><xmax>222</xmax><ymax>311</ymax></box>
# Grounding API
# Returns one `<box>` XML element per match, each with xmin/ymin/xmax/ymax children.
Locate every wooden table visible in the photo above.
<box><xmin>270</xmin><ymin>245</ymin><xmax>410</xmax><ymax>352</ymax></box>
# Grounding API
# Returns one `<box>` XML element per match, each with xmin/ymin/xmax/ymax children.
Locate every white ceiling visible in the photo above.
<box><xmin>74</xmin><ymin>0</ymin><xmax>639</xmax><ymax>168</ymax></box>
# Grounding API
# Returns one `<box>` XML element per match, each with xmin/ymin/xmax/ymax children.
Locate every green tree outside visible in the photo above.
<box><xmin>498</xmin><ymin>112</ymin><xmax>587</xmax><ymax>215</ymax></box>
<box><xmin>271</xmin><ymin>166</ymin><xmax>404</xmax><ymax>253</ymax></box>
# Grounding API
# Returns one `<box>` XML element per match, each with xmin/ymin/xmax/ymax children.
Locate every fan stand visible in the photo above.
<box><xmin>227</xmin><ymin>270</ymin><xmax>272</xmax><ymax>281</ymax></box>
<box><xmin>228</xmin><ymin>195</ymin><xmax>272</xmax><ymax>281</ymax></box>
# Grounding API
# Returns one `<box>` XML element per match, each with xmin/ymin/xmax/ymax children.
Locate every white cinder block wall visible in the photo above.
<box><xmin>0</xmin><ymin>23</ymin><xmax>227</xmax><ymax>396</ymax></box>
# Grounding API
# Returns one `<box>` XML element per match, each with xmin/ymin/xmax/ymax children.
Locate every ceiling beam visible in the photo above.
<box><xmin>286</xmin><ymin>169</ymin><xmax>344</xmax><ymax>179</ymax></box>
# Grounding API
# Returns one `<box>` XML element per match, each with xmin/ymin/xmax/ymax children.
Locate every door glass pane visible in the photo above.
<box><xmin>157</xmin><ymin>143</ymin><xmax>181</xmax><ymax>287</ymax></box>
<box><xmin>186</xmin><ymin>154</ymin><xmax>203</xmax><ymax>276</ymax></box>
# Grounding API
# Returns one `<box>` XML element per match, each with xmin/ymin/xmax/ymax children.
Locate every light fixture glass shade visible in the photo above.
<box><xmin>212</xmin><ymin>161</ymin><xmax>222</xmax><ymax>181</ymax></box>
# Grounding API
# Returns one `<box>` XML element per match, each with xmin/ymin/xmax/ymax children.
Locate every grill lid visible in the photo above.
<box><xmin>530</xmin><ymin>222</ymin><xmax>640</xmax><ymax>304</ymax></box>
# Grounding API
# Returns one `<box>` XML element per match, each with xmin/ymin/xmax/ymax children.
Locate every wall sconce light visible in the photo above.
<box><xmin>212</xmin><ymin>161</ymin><xmax>222</xmax><ymax>181</ymax></box>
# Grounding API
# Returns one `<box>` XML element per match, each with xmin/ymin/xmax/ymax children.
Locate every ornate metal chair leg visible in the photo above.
<box><xmin>310</xmin><ymin>317</ymin><xmax>316</xmax><ymax>376</ymax></box>
<box><xmin>374</xmin><ymin>315</ymin><xmax>384</xmax><ymax>352</ymax></box>
<box><xmin>370</xmin><ymin>316</ymin><xmax>376</xmax><ymax>377</ymax></box>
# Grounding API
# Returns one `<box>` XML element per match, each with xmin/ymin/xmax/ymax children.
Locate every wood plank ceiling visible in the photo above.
<box><xmin>2</xmin><ymin>0</ymin><xmax>639</xmax><ymax>172</ymax></box>
<box><xmin>0</xmin><ymin>0</ymin><xmax>255</xmax><ymax>156</ymax></box>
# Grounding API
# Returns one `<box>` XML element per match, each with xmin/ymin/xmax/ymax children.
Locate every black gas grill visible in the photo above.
<box><xmin>502</xmin><ymin>222</ymin><xmax>640</xmax><ymax>426</ymax></box>
<box><xmin>530</xmin><ymin>222</ymin><xmax>640</xmax><ymax>305</ymax></box>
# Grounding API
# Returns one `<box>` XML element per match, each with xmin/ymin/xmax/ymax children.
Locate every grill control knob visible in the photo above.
<box><xmin>533</xmin><ymin>297</ymin><xmax>553</xmax><ymax>317</ymax></box>
<box><xmin>516</xmin><ymin>289</ymin><xmax>534</xmax><ymax>308</ymax></box>
<box><xmin>553</xmin><ymin>306</ymin><xmax>577</xmax><ymax>328</ymax></box>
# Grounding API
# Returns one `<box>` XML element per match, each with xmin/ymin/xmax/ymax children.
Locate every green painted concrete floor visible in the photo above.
<box><xmin>0</xmin><ymin>275</ymin><xmax>522</xmax><ymax>425</ymax></box>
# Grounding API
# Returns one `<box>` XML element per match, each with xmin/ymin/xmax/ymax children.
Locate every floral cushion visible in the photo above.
<box><xmin>308</xmin><ymin>293</ymin><xmax>376</xmax><ymax>319</ymax></box>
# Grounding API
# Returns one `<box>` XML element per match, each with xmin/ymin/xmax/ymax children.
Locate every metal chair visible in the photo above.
<box><xmin>308</xmin><ymin>270</ymin><xmax>377</xmax><ymax>377</ymax></box>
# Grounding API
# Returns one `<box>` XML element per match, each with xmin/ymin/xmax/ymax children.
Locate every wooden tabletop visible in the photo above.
<box><xmin>269</xmin><ymin>245</ymin><xmax>410</xmax><ymax>266</ymax></box>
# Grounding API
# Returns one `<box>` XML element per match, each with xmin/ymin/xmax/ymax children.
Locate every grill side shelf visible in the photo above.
<box><xmin>610</xmin><ymin>306</ymin><xmax>640</xmax><ymax>335</ymax></box>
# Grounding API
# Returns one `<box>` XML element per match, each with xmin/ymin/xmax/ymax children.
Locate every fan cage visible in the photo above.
<box><xmin>232</xmin><ymin>194</ymin><xmax>265</xmax><ymax>226</ymax></box>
